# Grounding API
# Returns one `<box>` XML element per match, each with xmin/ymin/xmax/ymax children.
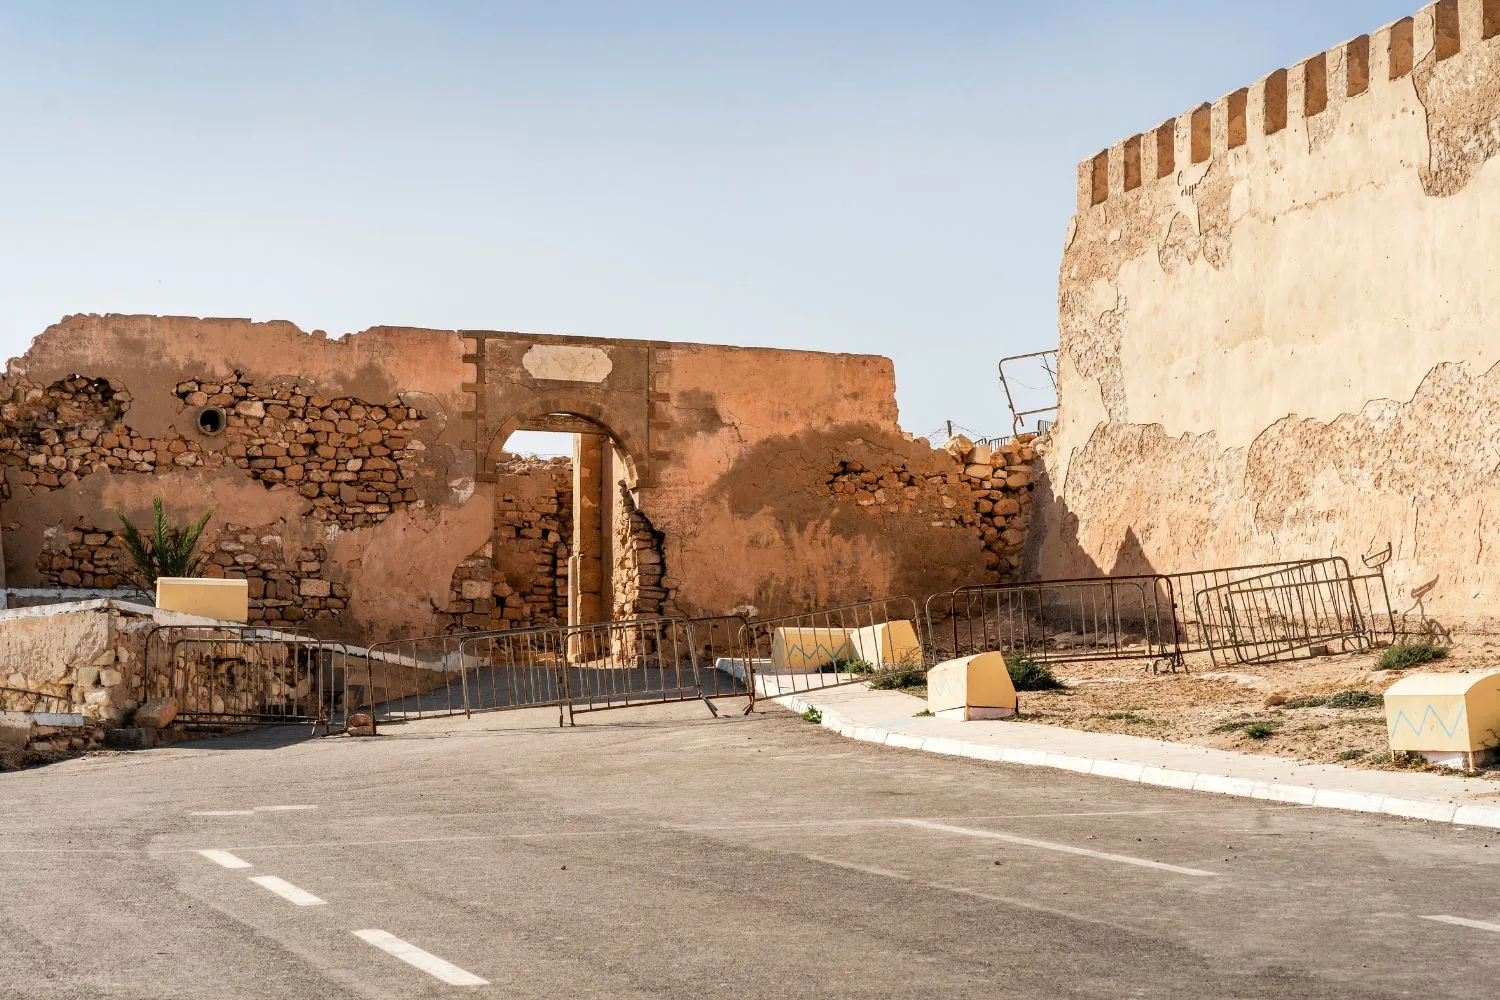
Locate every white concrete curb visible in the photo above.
<box><xmin>781</xmin><ymin>693</ymin><xmax>1500</xmax><ymax>831</ymax></box>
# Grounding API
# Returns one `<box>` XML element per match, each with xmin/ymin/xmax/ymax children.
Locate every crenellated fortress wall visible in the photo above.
<box><xmin>1038</xmin><ymin>0</ymin><xmax>1500</xmax><ymax>632</ymax></box>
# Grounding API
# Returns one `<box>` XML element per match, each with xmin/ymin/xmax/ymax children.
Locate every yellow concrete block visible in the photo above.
<box><xmin>927</xmin><ymin>652</ymin><xmax>1018</xmax><ymax>721</ymax></box>
<box><xmin>848</xmin><ymin>620</ymin><xmax>922</xmax><ymax>669</ymax></box>
<box><xmin>1385</xmin><ymin>670</ymin><xmax>1500</xmax><ymax>760</ymax></box>
<box><xmin>770</xmin><ymin>627</ymin><xmax>855</xmax><ymax>672</ymax></box>
<box><xmin>155</xmin><ymin>577</ymin><xmax>249</xmax><ymax>623</ymax></box>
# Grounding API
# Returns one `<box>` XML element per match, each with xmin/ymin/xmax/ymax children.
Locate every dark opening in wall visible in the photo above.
<box><xmin>1436</xmin><ymin>0</ymin><xmax>1460</xmax><ymax>60</ymax></box>
<box><xmin>197</xmin><ymin>406</ymin><xmax>226</xmax><ymax>436</ymax></box>
<box><xmin>1264</xmin><ymin>69</ymin><xmax>1289</xmax><ymax>135</ymax></box>
<box><xmin>1347</xmin><ymin>35</ymin><xmax>1371</xmax><ymax>96</ymax></box>
<box><xmin>1155</xmin><ymin>121</ymin><xmax>1176</xmax><ymax>178</ymax></box>
<box><xmin>1227</xmin><ymin>89</ymin><xmax>1248</xmax><ymax>149</ymax></box>
<box><xmin>1304</xmin><ymin>53</ymin><xmax>1328</xmax><ymax>118</ymax></box>
<box><xmin>1390</xmin><ymin>17</ymin><xmax>1415</xmax><ymax>78</ymax></box>
<box><xmin>1487</xmin><ymin>0</ymin><xmax>1500</xmax><ymax>40</ymax></box>
<box><xmin>1190</xmin><ymin>104</ymin><xmax>1211</xmax><ymax>164</ymax></box>
<box><xmin>1122</xmin><ymin>135</ymin><xmax>1142</xmax><ymax>191</ymax></box>
<box><xmin>1090</xmin><ymin>152</ymin><xmax>1108</xmax><ymax>206</ymax></box>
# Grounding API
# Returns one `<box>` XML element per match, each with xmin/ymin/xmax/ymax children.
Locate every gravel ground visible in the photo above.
<box><xmin>990</xmin><ymin>638</ymin><xmax>1500</xmax><ymax>775</ymax></box>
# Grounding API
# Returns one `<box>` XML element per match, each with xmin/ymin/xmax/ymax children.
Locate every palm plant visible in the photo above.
<box><xmin>114</xmin><ymin>498</ymin><xmax>215</xmax><ymax>588</ymax></box>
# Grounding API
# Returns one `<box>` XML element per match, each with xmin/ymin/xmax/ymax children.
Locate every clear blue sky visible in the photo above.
<box><xmin>0</xmin><ymin>0</ymin><xmax>1417</xmax><ymax>448</ymax></box>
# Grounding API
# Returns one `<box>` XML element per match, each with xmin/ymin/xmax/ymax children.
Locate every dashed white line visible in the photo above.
<box><xmin>353</xmin><ymin>929</ymin><xmax>489</xmax><ymax>986</ymax></box>
<box><xmin>899</xmin><ymin>818</ymin><xmax>1218</xmax><ymax>877</ymax></box>
<box><xmin>1421</xmin><ymin>914</ymin><xmax>1500</xmax><ymax>934</ymax></box>
<box><xmin>254</xmin><ymin>805</ymin><xmax>318</xmax><ymax>813</ymax></box>
<box><xmin>249</xmin><ymin>875</ymin><xmax>327</xmax><ymax>906</ymax></box>
<box><xmin>196</xmin><ymin>849</ymin><xmax>254</xmax><ymax>870</ymax></box>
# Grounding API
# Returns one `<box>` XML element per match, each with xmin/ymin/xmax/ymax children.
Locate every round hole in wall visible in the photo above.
<box><xmin>196</xmin><ymin>406</ymin><xmax>226</xmax><ymax>436</ymax></box>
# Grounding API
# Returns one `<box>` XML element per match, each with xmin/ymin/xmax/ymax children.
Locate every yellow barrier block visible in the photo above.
<box><xmin>1385</xmin><ymin>670</ymin><xmax>1500</xmax><ymax>768</ymax></box>
<box><xmin>155</xmin><ymin>577</ymin><xmax>250</xmax><ymax>623</ymax></box>
<box><xmin>770</xmin><ymin>627</ymin><xmax>855</xmax><ymax>672</ymax></box>
<box><xmin>848</xmin><ymin>620</ymin><xmax>922</xmax><ymax>669</ymax></box>
<box><xmin>927</xmin><ymin>652</ymin><xmax>1018</xmax><ymax>721</ymax></box>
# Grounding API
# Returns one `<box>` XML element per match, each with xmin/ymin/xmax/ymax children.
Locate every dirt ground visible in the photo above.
<box><xmin>996</xmin><ymin>639</ymin><xmax>1500</xmax><ymax>777</ymax></box>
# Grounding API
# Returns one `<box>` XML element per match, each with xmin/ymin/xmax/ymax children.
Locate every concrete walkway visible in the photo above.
<box><xmin>766</xmin><ymin>681</ymin><xmax>1500</xmax><ymax>829</ymax></box>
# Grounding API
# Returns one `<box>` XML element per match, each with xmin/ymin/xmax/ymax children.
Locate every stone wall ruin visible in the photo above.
<box><xmin>1</xmin><ymin>314</ymin><xmax>1032</xmax><ymax>640</ymax></box>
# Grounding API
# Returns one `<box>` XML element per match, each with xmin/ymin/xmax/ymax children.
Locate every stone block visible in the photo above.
<box><xmin>927</xmin><ymin>652</ymin><xmax>1018</xmax><ymax>721</ymax></box>
<box><xmin>156</xmin><ymin>577</ymin><xmax>250</xmax><ymax>622</ymax></box>
<box><xmin>346</xmin><ymin>711</ymin><xmax>376</xmax><ymax>737</ymax></box>
<box><xmin>299</xmin><ymin>578</ymin><xmax>333</xmax><ymax>598</ymax></box>
<box><xmin>769</xmin><ymin>627</ymin><xmax>855</xmax><ymax>672</ymax></box>
<box><xmin>133</xmin><ymin>697</ymin><xmax>179</xmax><ymax>729</ymax></box>
<box><xmin>1385</xmin><ymin>671</ymin><xmax>1500</xmax><ymax>767</ymax></box>
<box><xmin>965</xmin><ymin>443</ymin><xmax>993</xmax><ymax>465</ymax></box>
<box><xmin>846</xmin><ymin>620</ymin><xmax>923</xmax><ymax>669</ymax></box>
<box><xmin>942</xmin><ymin>434</ymin><xmax>974</xmax><ymax>461</ymax></box>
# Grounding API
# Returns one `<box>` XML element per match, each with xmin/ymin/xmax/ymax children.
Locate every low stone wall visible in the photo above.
<box><xmin>0</xmin><ymin>601</ymin><xmax>154</xmax><ymax>726</ymax></box>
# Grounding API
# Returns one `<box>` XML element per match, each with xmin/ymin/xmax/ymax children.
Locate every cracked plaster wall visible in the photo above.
<box><xmin>1043</xmin><ymin>1</ymin><xmax>1500</xmax><ymax>630</ymax></box>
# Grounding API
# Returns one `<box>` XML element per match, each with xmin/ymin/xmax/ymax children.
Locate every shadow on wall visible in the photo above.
<box><xmin>1022</xmin><ymin>460</ymin><xmax>1159</xmax><ymax>583</ymax></box>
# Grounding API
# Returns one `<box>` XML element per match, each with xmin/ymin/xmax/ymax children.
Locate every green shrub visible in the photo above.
<box><xmin>1008</xmin><ymin>658</ymin><xmax>1065</xmax><ymax>692</ymax></box>
<box><xmin>115</xmin><ymin>497</ymin><xmax>214</xmax><ymax>588</ymax></box>
<box><xmin>1285</xmin><ymin>696</ymin><xmax>1329</xmax><ymax>709</ymax></box>
<box><xmin>1377</xmin><ymin>642</ymin><xmax>1448</xmax><ymax>671</ymax></box>
<box><xmin>1244</xmin><ymin>723</ymin><xmax>1279</xmax><ymax>740</ymax></box>
<box><xmin>822</xmin><ymin>658</ymin><xmax>874</xmax><ymax>675</ymax></box>
<box><xmin>913</xmin><ymin>709</ymin><xmax>934</xmax><ymax>718</ymax></box>
<box><xmin>1337</xmin><ymin>749</ymin><xmax>1365</xmax><ymax>761</ymax></box>
<box><xmin>868</xmin><ymin>666</ymin><xmax>928</xmax><ymax>691</ymax></box>
<box><xmin>801</xmin><ymin>707</ymin><xmax>822</xmax><ymax>724</ymax></box>
<box><xmin>1326</xmin><ymin>690</ymin><xmax>1382</xmax><ymax>709</ymax></box>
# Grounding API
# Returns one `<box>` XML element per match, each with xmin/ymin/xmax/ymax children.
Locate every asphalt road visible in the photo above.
<box><xmin>2</xmin><ymin>699</ymin><xmax>1498</xmax><ymax>999</ymax></box>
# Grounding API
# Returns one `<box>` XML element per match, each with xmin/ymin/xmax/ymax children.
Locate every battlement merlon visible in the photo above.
<box><xmin>1075</xmin><ymin>0</ymin><xmax>1499</xmax><ymax>212</ymax></box>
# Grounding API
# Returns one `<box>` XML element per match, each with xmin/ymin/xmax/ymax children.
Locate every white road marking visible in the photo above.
<box><xmin>189</xmin><ymin>805</ymin><xmax>317</xmax><ymax>816</ymax></box>
<box><xmin>254</xmin><ymin>805</ymin><xmax>317</xmax><ymax>812</ymax></box>
<box><xmin>197</xmin><ymin>849</ymin><xmax>253</xmax><ymax>870</ymax></box>
<box><xmin>353</xmin><ymin>929</ymin><xmax>489</xmax><ymax>986</ymax></box>
<box><xmin>249</xmin><ymin>875</ymin><xmax>327</xmax><ymax>906</ymax></box>
<box><xmin>899</xmin><ymin>818</ymin><xmax>1218</xmax><ymax>877</ymax></box>
<box><xmin>1421</xmin><ymin>914</ymin><xmax>1500</xmax><ymax>934</ymax></box>
<box><xmin>804</xmin><ymin>855</ymin><xmax>911</xmax><ymax>880</ymax></box>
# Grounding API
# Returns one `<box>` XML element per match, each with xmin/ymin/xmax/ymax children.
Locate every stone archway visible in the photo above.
<box><xmin>485</xmin><ymin>407</ymin><xmax>647</xmax><ymax>628</ymax></box>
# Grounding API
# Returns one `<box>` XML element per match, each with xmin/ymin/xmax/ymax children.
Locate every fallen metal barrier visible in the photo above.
<box><xmin>736</xmin><ymin>597</ymin><xmax>926</xmax><ymax>698</ymax></box>
<box><xmin>1193</xmin><ymin>558</ymin><xmax>1373</xmax><ymax>666</ymax></box>
<box><xmin>146</xmin><ymin>625</ymin><xmax>350</xmax><ymax>732</ymax></box>
<box><xmin>922</xmin><ymin>556</ymin><xmax>1397</xmax><ymax>670</ymax></box>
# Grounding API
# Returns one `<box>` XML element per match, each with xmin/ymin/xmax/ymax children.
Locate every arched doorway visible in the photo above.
<box><xmin>485</xmin><ymin>410</ymin><xmax>656</xmax><ymax>629</ymax></box>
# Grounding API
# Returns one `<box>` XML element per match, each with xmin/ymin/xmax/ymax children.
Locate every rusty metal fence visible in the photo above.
<box><xmin>923</xmin><ymin>556</ymin><xmax>1397</xmax><ymax>670</ymax></box>
<box><xmin>925</xmin><ymin>576</ymin><xmax>1179</xmax><ymax>668</ymax></box>
<box><xmin>145</xmin><ymin>626</ymin><xmax>351</xmax><ymax>732</ymax></box>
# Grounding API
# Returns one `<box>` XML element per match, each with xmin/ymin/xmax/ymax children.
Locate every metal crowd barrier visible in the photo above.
<box><xmin>146</xmin><ymin>625</ymin><xmax>350</xmax><ymax>732</ymax></box>
<box><xmin>735</xmin><ymin>597</ymin><xmax>926</xmax><ymax>698</ymax></box>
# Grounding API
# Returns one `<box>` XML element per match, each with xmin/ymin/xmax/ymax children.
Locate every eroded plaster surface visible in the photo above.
<box><xmin>1042</xmin><ymin>1</ymin><xmax>1500</xmax><ymax>630</ymax></box>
